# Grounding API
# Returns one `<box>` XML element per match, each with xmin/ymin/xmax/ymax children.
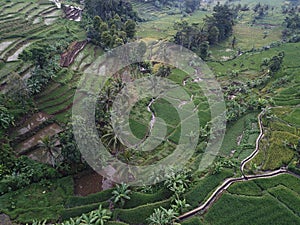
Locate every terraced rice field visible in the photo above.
<box><xmin>0</xmin><ymin>0</ymin><xmax>89</xmax><ymax>165</ymax></box>
<box><xmin>248</xmin><ymin>106</ymin><xmax>300</xmax><ymax>171</ymax></box>
<box><xmin>202</xmin><ymin>174</ymin><xmax>300</xmax><ymax>225</ymax></box>
<box><xmin>0</xmin><ymin>0</ymin><xmax>84</xmax><ymax>90</ymax></box>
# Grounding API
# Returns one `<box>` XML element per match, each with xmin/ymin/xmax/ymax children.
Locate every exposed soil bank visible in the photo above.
<box><xmin>15</xmin><ymin>112</ymin><xmax>51</xmax><ymax>136</ymax></box>
<box><xmin>15</xmin><ymin>123</ymin><xmax>63</xmax><ymax>154</ymax></box>
<box><xmin>74</xmin><ymin>170</ymin><xmax>114</xmax><ymax>196</ymax></box>
<box><xmin>60</xmin><ymin>40</ymin><xmax>87</xmax><ymax>67</ymax></box>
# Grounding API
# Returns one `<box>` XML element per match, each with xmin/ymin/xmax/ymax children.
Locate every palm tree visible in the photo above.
<box><xmin>112</xmin><ymin>183</ymin><xmax>131</xmax><ymax>207</ymax></box>
<box><xmin>38</xmin><ymin>135</ymin><xmax>61</xmax><ymax>167</ymax></box>
<box><xmin>102</xmin><ymin>124</ymin><xmax>123</xmax><ymax>154</ymax></box>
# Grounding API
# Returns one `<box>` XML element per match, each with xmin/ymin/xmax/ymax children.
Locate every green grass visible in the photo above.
<box><xmin>284</xmin><ymin>108</ymin><xmax>300</xmax><ymax>127</ymax></box>
<box><xmin>250</xmin><ymin>107</ymin><xmax>300</xmax><ymax>170</ymax></box>
<box><xmin>181</xmin><ymin>217</ymin><xmax>205</xmax><ymax>225</ymax></box>
<box><xmin>136</xmin><ymin>10</ymin><xmax>208</xmax><ymax>40</ymax></box>
<box><xmin>268</xmin><ymin>185</ymin><xmax>300</xmax><ymax>216</ymax></box>
<box><xmin>220</xmin><ymin>112</ymin><xmax>258</xmax><ymax>158</ymax></box>
<box><xmin>202</xmin><ymin>174</ymin><xmax>300</xmax><ymax>224</ymax></box>
<box><xmin>251</xmin><ymin>131</ymin><xmax>296</xmax><ymax>170</ymax></box>
<box><xmin>228</xmin><ymin>180</ymin><xmax>263</xmax><ymax>196</ymax></box>
<box><xmin>112</xmin><ymin>199</ymin><xmax>171</xmax><ymax>225</ymax></box>
<box><xmin>36</xmin><ymin>84</ymin><xmax>70</xmax><ymax>103</ymax></box>
<box><xmin>61</xmin><ymin>201</ymin><xmax>109</xmax><ymax>221</ymax></box>
<box><xmin>65</xmin><ymin>189</ymin><xmax>113</xmax><ymax>208</ymax></box>
<box><xmin>42</xmin><ymin>96</ymin><xmax>74</xmax><ymax>115</ymax></box>
<box><xmin>0</xmin><ymin>61</ymin><xmax>21</xmax><ymax>81</ymax></box>
<box><xmin>0</xmin><ymin>176</ymin><xmax>73</xmax><ymax>223</ymax></box>
<box><xmin>185</xmin><ymin>169</ymin><xmax>234</xmax><ymax>208</ymax></box>
<box><xmin>129</xmin><ymin>118</ymin><xmax>149</xmax><ymax>140</ymax></box>
<box><xmin>212</xmin><ymin>23</ymin><xmax>282</xmax><ymax>54</ymax></box>
<box><xmin>254</xmin><ymin>174</ymin><xmax>300</xmax><ymax>193</ymax></box>
<box><xmin>123</xmin><ymin>188</ymin><xmax>171</xmax><ymax>209</ymax></box>
<box><xmin>204</xmin><ymin>193</ymin><xmax>300</xmax><ymax>225</ymax></box>
<box><xmin>38</xmin><ymin>89</ymin><xmax>75</xmax><ymax>110</ymax></box>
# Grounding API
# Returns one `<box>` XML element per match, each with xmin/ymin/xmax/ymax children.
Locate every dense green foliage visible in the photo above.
<box><xmin>85</xmin><ymin>0</ymin><xmax>139</xmax><ymax>21</ymax></box>
<box><xmin>87</xmin><ymin>15</ymin><xmax>136</xmax><ymax>49</ymax></box>
<box><xmin>2</xmin><ymin>0</ymin><xmax>300</xmax><ymax>224</ymax></box>
<box><xmin>203</xmin><ymin>174</ymin><xmax>300</xmax><ymax>225</ymax></box>
<box><xmin>174</xmin><ymin>3</ymin><xmax>236</xmax><ymax>58</ymax></box>
<box><xmin>19</xmin><ymin>41</ymin><xmax>71</xmax><ymax>95</ymax></box>
<box><xmin>0</xmin><ymin>176</ymin><xmax>73</xmax><ymax>223</ymax></box>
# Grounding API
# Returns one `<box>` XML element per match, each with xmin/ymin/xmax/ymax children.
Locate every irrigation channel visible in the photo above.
<box><xmin>178</xmin><ymin>108</ymin><xmax>300</xmax><ymax>221</ymax></box>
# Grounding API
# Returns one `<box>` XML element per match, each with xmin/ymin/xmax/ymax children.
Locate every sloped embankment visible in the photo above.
<box><xmin>60</xmin><ymin>40</ymin><xmax>87</xmax><ymax>67</ymax></box>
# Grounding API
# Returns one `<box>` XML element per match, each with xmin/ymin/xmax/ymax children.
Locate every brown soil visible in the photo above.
<box><xmin>15</xmin><ymin>123</ymin><xmax>63</xmax><ymax>155</ymax></box>
<box><xmin>14</xmin><ymin>112</ymin><xmax>51</xmax><ymax>136</ymax></box>
<box><xmin>74</xmin><ymin>169</ymin><xmax>114</xmax><ymax>196</ymax></box>
<box><xmin>60</xmin><ymin>40</ymin><xmax>87</xmax><ymax>67</ymax></box>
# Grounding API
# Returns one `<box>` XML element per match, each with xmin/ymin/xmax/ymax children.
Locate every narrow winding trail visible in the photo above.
<box><xmin>179</xmin><ymin>108</ymin><xmax>300</xmax><ymax>221</ymax></box>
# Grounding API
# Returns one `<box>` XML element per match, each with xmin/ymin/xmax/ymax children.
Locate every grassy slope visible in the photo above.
<box><xmin>202</xmin><ymin>174</ymin><xmax>300</xmax><ymax>225</ymax></box>
<box><xmin>0</xmin><ymin>176</ymin><xmax>73</xmax><ymax>223</ymax></box>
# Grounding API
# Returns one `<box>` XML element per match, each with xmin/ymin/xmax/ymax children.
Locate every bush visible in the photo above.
<box><xmin>65</xmin><ymin>188</ymin><xmax>113</xmax><ymax>208</ymax></box>
<box><xmin>0</xmin><ymin>142</ymin><xmax>15</xmax><ymax>178</ymax></box>
<box><xmin>61</xmin><ymin>201</ymin><xmax>109</xmax><ymax>221</ymax></box>
<box><xmin>112</xmin><ymin>199</ymin><xmax>171</xmax><ymax>224</ymax></box>
<box><xmin>123</xmin><ymin>188</ymin><xmax>172</xmax><ymax>209</ymax></box>
<box><xmin>0</xmin><ymin>156</ymin><xmax>59</xmax><ymax>194</ymax></box>
<box><xmin>11</xmin><ymin>206</ymin><xmax>62</xmax><ymax>223</ymax></box>
<box><xmin>0</xmin><ymin>176</ymin><xmax>73</xmax><ymax>223</ymax></box>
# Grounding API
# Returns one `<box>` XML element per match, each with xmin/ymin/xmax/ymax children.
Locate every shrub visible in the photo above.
<box><xmin>61</xmin><ymin>201</ymin><xmax>109</xmax><ymax>221</ymax></box>
<box><xmin>65</xmin><ymin>189</ymin><xmax>113</xmax><ymax>208</ymax></box>
<box><xmin>112</xmin><ymin>199</ymin><xmax>171</xmax><ymax>224</ymax></box>
<box><xmin>123</xmin><ymin>188</ymin><xmax>172</xmax><ymax>209</ymax></box>
<box><xmin>0</xmin><ymin>156</ymin><xmax>58</xmax><ymax>194</ymax></box>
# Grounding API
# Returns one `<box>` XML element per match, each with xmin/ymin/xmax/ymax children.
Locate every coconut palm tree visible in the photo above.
<box><xmin>102</xmin><ymin>124</ymin><xmax>123</xmax><ymax>154</ymax></box>
<box><xmin>112</xmin><ymin>183</ymin><xmax>131</xmax><ymax>207</ymax></box>
<box><xmin>38</xmin><ymin>135</ymin><xmax>61</xmax><ymax>167</ymax></box>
